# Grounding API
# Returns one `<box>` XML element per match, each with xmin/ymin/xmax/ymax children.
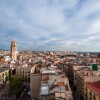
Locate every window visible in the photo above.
<box><xmin>17</xmin><ymin>71</ymin><xmax>18</xmax><ymax>75</ymax></box>
<box><xmin>85</xmin><ymin>94</ymin><xmax>87</xmax><ymax>100</ymax></box>
<box><xmin>5</xmin><ymin>72</ymin><xmax>7</xmax><ymax>76</ymax></box>
<box><xmin>93</xmin><ymin>94</ymin><xmax>96</xmax><ymax>100</ymax></box>
<box><xmin>85</xmin><ymin>87</ymin><xmax>87</xmax><ymax>92</ymax></box>
<box><xmin>20</xmin><ymin>71</ymin><xmax>21</xmax><ymax>76</ymax></box>
<box><xmin>90</xmin><ymin>91</ymin><xmax>92</xmax><ymax>96</ymax></box>
<box><xmin>2</xmin><ymin>73</ymin><xmax>4</xmax><ymax>77</ymax></box>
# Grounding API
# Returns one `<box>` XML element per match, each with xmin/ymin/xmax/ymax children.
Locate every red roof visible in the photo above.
<box><xmin>86</xmin><ymin>81</ymin><xmax>100</xmax><ymax>95</ymax></box>
<box><xmin>57</xmin><ymin>82</ymin><xmax>64</xmax><ymax>86</ymax></box>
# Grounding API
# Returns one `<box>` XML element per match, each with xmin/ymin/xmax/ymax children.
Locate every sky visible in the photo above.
<box><xmin>0</xmin><ymin>0</ymin><xmax>100</xmax><ymax>51</ymax></box>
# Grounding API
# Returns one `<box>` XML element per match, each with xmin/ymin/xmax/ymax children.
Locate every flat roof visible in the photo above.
<box><xmin>42</xmin><ymin>70</ymin><xmax>56</xmax><ymax>74</ymax></box>
<box><xmin>41</xmin><ymin>85</ymin><xmax>49</xmax><ymax>95</ymax></box>
<box><xmin>55</xmin><ymin>92</ymin><xmax>66</xmax><ymax>98</ymax></box>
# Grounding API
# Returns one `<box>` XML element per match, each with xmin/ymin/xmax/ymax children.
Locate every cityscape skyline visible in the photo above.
<box><xmin>0</xmin><ymin>0</ymin><xmax>100</xmax><ymax>51</ymax></box>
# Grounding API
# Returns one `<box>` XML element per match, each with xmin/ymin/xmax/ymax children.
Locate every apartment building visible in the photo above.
<box><xmin>30</xmin><ymin>65</ymin><xmax>73</xmax><ymax>100</ymax></box>
<box><xmin>75</xmin><ymin>69</ymin><xmax>100</xmax><ymax>100</ymax></box>
<box><xmin>16</xmin><ymin>64</ymin><xmax>32</xmax><ymax>83</ymax></box>
<box><xmin>84</xmin><ymin>81</ymin><xmax>100</xmax><ymax>100</ymax></box>
<box><xmin>0</xmin><ymin>67</ymin><xmax>9</xmax><ymax>84</ymax></box>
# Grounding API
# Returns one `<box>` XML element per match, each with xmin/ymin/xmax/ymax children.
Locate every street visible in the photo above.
<box><xmin>0</xmin><ymin>84</ymin><xmax>9</xmax><ymax>97</ymax></box>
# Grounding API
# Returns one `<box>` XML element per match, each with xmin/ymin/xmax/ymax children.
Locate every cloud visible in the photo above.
<box><xmin>0</xmin><ymin>0</ymin><xmax>100</xmax><ymax>51</ymax></box>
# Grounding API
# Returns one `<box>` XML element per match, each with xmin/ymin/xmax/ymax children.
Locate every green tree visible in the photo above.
<box><xmin>9</xmin><ymin>75</ymin><xmax>24</xmax><ymax>95</ymax></box>
<box><xmin>9</xmin><ymin>69</ymin><xmax>12</xmax><ymax>80</ymax></box>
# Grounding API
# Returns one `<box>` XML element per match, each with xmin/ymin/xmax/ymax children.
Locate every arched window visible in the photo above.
<box><xmin>20</xmin><ymin>71</ymin><xmax>21</xmax><ymax>76</ymax></box>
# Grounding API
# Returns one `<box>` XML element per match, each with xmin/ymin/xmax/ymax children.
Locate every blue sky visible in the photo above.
<box><xmin>0</xmin><ymin>0</ymin><xmax>100</xmax><ymax>51</ymax></box>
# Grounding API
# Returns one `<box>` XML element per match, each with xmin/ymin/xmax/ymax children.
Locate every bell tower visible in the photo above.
<box><xmin>11</xmin><ymin>40</ymin><xmax>17</xmax><ymax>60</ymax></box>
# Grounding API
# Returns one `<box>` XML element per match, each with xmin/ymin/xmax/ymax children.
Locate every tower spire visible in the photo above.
<box><xmin>11</xmin><ymin>40</ymin><xmax>17</xmax><ymax>61</ymax></box>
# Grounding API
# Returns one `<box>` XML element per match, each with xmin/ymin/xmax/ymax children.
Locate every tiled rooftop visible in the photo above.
<box><xmin>0</xmin><ymin>67</ymin><xmax>9</xmax><ymax>73</ymax></box>
<box><xmin>86</xmin><ymin>81</ymin><xmax>100</xmax><ymax>95</ymax></box>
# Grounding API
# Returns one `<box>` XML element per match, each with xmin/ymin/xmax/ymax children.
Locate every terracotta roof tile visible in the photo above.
<box><xmin>86</xmin><ymin>81</ymin><xmax>100</xmax><ymax>95</ymax></box>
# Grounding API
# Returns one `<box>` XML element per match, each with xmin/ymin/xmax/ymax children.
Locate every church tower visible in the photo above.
<box><xmin>11</xmin><ymin>40</ymin><xmax>17</xmax><ymax>61</ymax></box>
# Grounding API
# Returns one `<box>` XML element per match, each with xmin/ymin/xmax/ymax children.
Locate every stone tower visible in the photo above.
<box><xmin>11</xmin><ymin>40</ymin><xmax>17</xmax><ymax>60</ymax></box>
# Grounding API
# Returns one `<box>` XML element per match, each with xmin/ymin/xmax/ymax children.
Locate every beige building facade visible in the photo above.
<box><xmin>16</xmin><ymin>66</ymin><xmax>31</xmax><ymax>83</ymax></box>
<box><xmin>75</xmin><ymin>70</ymin><xmax>100</xmax><ymax>100</ymax></box>
<box><xmin>0</xmin><ymin>68</ymin><xmax>9</xmax><ymax>84</ymax></box>
<box><xmin>84</xmin><ymin>81</ymin><xmax>100</xmax><ymax>100</ymax></box>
